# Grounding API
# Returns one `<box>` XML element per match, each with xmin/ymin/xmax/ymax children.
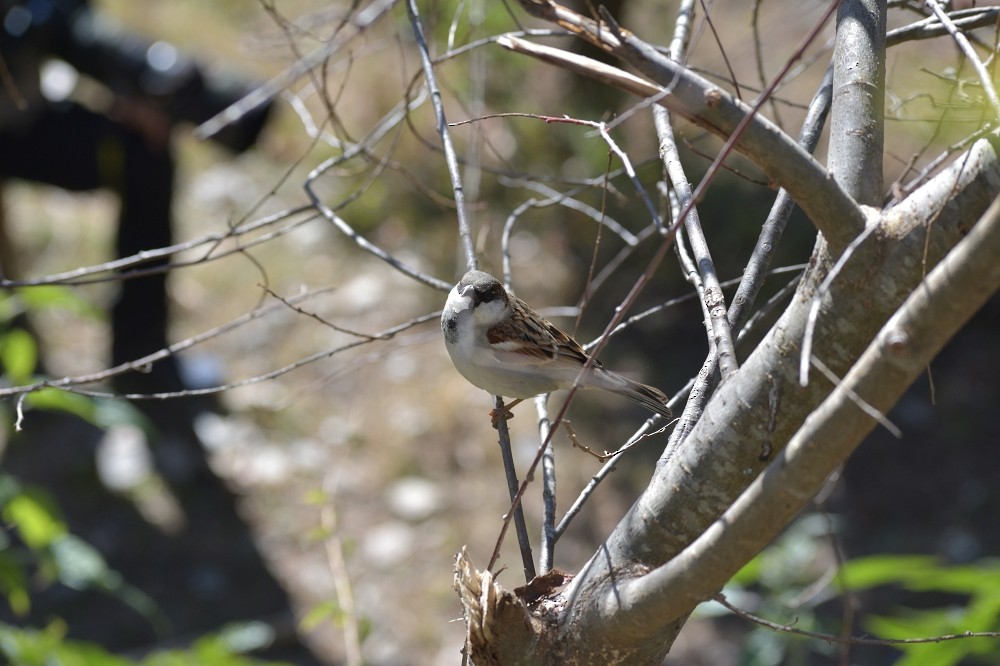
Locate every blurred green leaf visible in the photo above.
<box><xmin>907</xmin><ymin>562</ymin><xmax>1000</xmax><ymax>595</ymax></box>
<box><xmin>92</xmin><ymin>398</ymin><xmax>148</xmax><ymax>430</ymax></box>
<box><xmin>300</xmin><ymin>599</ymin><xmax>341</xmax><ymax>632</ymax></box>
<box><xmin>847</xmin><ymin>557</ymin><xmax>1000</xmax><ymax>666</ymax></box>
<box><xmin>2</xmin><ymin>488</ymin><xmax>66</xmax><ymax>550</ymax></box>
<box><xmin>24</xmin><ymin>388</ymin><xmax>96</xmax><ymax>423</ymax></box>
<box><xmin>0</xmin><ymin>552</ymin><xmax>31</xmax><ymax>616</ymax></box>
<box><xmin>731</xmin><ymin>552</ymin><xmax>765</xmax><ymax>587</ymax></box>
<box><xmin>0</xmin><ymin>328</ymin><xmax>37</xmax><ymax>384</ymax></box>
<box><xmin>0</xmin><ymin>619</ymin><xmax>134</xmax><ymax>666</ymax></box>
<box><xmin>53</xmin><ymin>539</ymin><xmax>167</xmax><ymax>633</ymax></box>
<box><xmin>0</xmin><ymin>293</ymin><xmax>17</xmax><ymax>323</ymax></box>
<box><xmin>838</xmin><ymin>555</ymin><xmax>1000</xmax><ymax>596</ymax></box>
<box><xmin>50</xmin><ymin>535</ymin><xmax>111</xmax><ymax>591</ymax></box>
<box><xmin>302</xmin><ymin>488</ymin><xmax>326</xmax><ymax>506</ymax></box>
<box><xmin>214</xmin><ymin>621</ymin><xmax>277</xmax><ymax>654</ymax></box>
<box><xmin>865</xmin><ymin>606</ymin><xmax>999</xmax><ymax>666</ymax></box>
<box><xmin>836</xmin><ymin>554</ymin><xmax>939</xmax><ymax>591</ymax></box>
<box><xmin>0</xmin><ymin>620</ymin><xmax>293</xmax><ymax>665</ymax></box>
<box><xmin>16</xmin><ymin>286</ymin><xmax>103</xmax><ymax>320</ymax></box>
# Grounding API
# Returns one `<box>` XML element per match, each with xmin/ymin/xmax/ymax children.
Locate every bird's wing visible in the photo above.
<box><xmin>486</xmin><ymin>297</ymin><xmax>595</xmax><ymax>369</ymax></box>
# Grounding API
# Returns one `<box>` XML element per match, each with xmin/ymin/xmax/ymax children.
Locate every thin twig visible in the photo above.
<box><xmin>655</xmin><ymin>109</ymin><xmax>738</xmax><ymax>380</ymax></box>
<box><xmin>459</xmin><ymin>112</ymin><xmax>661</xmax><ymax>231</ymax></box>
<box><xmin>799</xmin><ymin>222</ymin><xmax>878</xmax><ymax>386</ymax></box>
<box><xmin>304</xmin><ymin>185</ymin><xmax>451</xmax><ymax>291</ymax></box>
<box><xmin>195</xmin><ymin>0</ymin><xmax>401</xmax><ymax>141</ymax></box>
<box><xmin>405</xmin><ymin>0</ymin><xmax>477</xmax><ymax>272</ymax></box>
<box><xmin>554</xmin><ymin>397</ymin><xmax>685</xmax><ymax>540</ymax></box>
<box><xmin>320</xmin><ymin>477</ymin><xmax>363</xmax><ymax>666</ymax></box>
<box><xmin>2</xmin><ymin>311</ymin><xmax>440</xmax><ymax>403</ymax></box>
<box><xmin>751</xmin><ymin>0</ymin><xmax>784</xmax><ymax>127</ymax></box>
<box><xmin>925</xmin><ymin>0</ymin><xmax>1000</xmax><ymax>122</ymax></box>
<box><xmin>493</xmin><ymin>396</ymin><xmax>537</xmax><ymax>583</ymax></box>
<box><xmin>810</xmin><ymin>355</ymin><xmax>903</xmax><ymax>438</ymax></box>
<box><xmin>0</xmin><ymin>206</ymin><xmax>317</xmax><ymax>287</ymax></box>
<box><xmin>887</xmin><ymin>6</ymin><xmax>1000</xmax><ymax>47</ymax></box>
<box><xmin>699</xmin><ymin>0</ymin><xmax>743</xmax><ymax>100</ymax></box>
<box><xmin>716</xmin><ymin>594</ymin><xmax>1000</xmax><ymax>646</ymax></box>
<box><xmin>733</xmin><ymin>63</ymin><xmax>832</xmax><ymax>324</ymax></box>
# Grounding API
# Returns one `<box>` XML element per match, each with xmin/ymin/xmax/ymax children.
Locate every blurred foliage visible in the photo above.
<box><xmin>0</xmin><ymin>289</ymin><xmax>148</xmax><ymax>429</ymax></box>
<box><xmin>721</xmin><ymin>514</ymin><xmax>839</xmax><ymax>666</ymax></box>
<box><xmin>0</xmin><ymin>473</ymin><xmax>162</xmax><ymax>624</ymax></box>
<box><xmin>719</xmin><ymin>517</ymin><xmax>1000</xmax><ymax>665</ymax></box>
<box><xmin>839</xmin><ymin>555</ymin><xmax>1000</xmax><ymax>666</ymax></box>
<box><xmin>0</xmin><ymin>619</ymin><xmax>292</xmax><ymax>666</ymax></box>
<box><xmin>0</xmin><ymin>288</ymin><xmax>294</xmax><ymax>664</ymax></box>
<box><xmin>0</xmin><ymin>474</ymin><xmax>294</xmax><ymax>665</ymax></box>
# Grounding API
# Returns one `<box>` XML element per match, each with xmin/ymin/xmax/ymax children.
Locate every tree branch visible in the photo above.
<box><xmin>612</xmin><ymin>191</ymin><xmax>1000</xmax><ymax>630</ymax></box>
<box><xmin>560</xmin><ymin>134</ymin><xmax>1000</xmax><ymax>648</ymax></box>
<box><xmin>828</xmin><ymin>0</ymin><xmax>887</xmax><ymax>205</ymax></box>
<box><xmin>505</xmin><ymin>0</ymin><xmax>865</xmax><ymax>250</ymax></box>
<box><xmin>655</xmin><ymin>110</ymin><xmax>738</xmax><ymax>380</ymax></box>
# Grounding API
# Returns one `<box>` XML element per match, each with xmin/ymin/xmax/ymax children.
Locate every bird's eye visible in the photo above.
<box><xmin>479</xmin><ymin>284</ymin><xmax>503</xmax><ymax>304</ymax></box>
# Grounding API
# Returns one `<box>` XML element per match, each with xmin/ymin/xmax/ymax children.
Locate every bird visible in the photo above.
<box><xmin>441</xmin><ymin>270</ymin><xmax>672</xmax><ymax>421</ymax></box>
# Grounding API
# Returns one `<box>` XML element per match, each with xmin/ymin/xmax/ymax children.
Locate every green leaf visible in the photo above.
<box><xmin>865</xmin><ymin>607</ymin><xmax>995</xmax><ymax>666</ymax></box>
<box><xmin>24</xmin><ymin>388</ymin><xmax>97</xmax><ymax>423</ymax></box>
<box><xmin>0</xmin><ymin>620</ymin><xmax>294</xmax><ymax>666</ymax></box>
<box><xmin>92</xmin><ymin>397</ymin><xmax>149</xmax><ymax>430</ymax></box>
<box><xmin>0</xmin><ymin>621</ymin><xmax>132</xmax><ymax>666</ymax></box>
<box><xmin>50</xmin><ymin>535</ymin><xmax>111</xmax><ymax>590</ymax></box>
<box><xmin>300</xmin><ymin>599</ymin><xmax>342</xmax><ymax>632</ymax></box>
<box><xmin>907</xmin><ymin>562</ymin><xmax>1000</xmax><ymax>595</ymax></box>
<box><xmin>0</xmin><ymin>552</ymin><xmax>31</xmax><ymax>616</ymax></box>
<box><xmin>2</xmin><ymin>489</ymin><xmax>66</xmax><ymax>549</ymax></box>
<box><xmin>836</xmin><ymin>554</ymin><xmax>939</xmax><ymax>591</ymax></box>
<box><xmin>17</xmin><ymin>285</ymin><xmax>103</xmax><ymax>320</ymax></box>
<box><xmin>0</xmin><ymin>293</ymin><xmax>19</xmax><ymax>323</ymax></box>
<box><xmin>0</xmin><ymin>328</ymin><xmax>37</xmax><ymax>384</ymax></box>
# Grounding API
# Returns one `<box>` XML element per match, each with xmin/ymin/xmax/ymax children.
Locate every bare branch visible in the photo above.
<box><xmin>0</xmin><ymin>206</ymin><xmax>317</xmax><ymax>287</ymax></box>
<box><xmin>655</xmin><ymin>110</ymin><xmax>738</xmax><ymax>380</ymax></box>
<box><xmin>886</xmin><ymin>6</ymin><xmax>1000</xmax><ymax>47</ymax></box>
<box><xmin>536</xmin><ymin>395</ymin><xmax>557</xmax><ymax>575</ymax></box>
<box><xmin>404</xmin><ymin>0</ymin><xmax>477</xmax><ymax>273</ymax></box>
<box><xmin>555</xmin><ymin>133</ymin><xmax>1000</xmax><ymax>653</ymax></box>
<box><xmin>503</xmin><ymin>0</ymin><xmax>865</xmax><ymax>250</ymax></box>
<box><xmin>195</xmin><ymin>0</ymin><xmax>401</xmax><ymax>141</ymax></box>
<box><xmin>491</xmin><ymin>395</ymin><xmax>537</xmax><ymax>583</ymax></box>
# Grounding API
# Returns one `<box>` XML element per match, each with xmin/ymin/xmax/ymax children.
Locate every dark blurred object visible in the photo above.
<box><xmin>0</xmin><ymin>0</ymin><xmax>270</xmax><ymax>149</ymax></box>
<box><xmin>0</xmin><ymin>0</ymin><xmax>271</xmax><ymax>390</ymax></box>
<box><xmin>0</xmin><ymin>3</ymin><xmax>318</xmax><ymax>663</ymax></box>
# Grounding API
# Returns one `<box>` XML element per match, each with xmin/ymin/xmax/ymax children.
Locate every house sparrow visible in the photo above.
<box><xmin>441</xmin><ymin>270</ymin><xmax>672</xmax><ymax>419</ymax></box>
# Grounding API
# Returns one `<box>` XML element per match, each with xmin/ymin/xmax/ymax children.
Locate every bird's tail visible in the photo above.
<box><xmin>604</xmin><ymin>372</ymin><xmax>672</xmax><ymax>419</ymax></box>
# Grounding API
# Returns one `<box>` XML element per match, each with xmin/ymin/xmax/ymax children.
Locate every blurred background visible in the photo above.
<box><xmin>0</xmin><ymin>1</ymin><xmax>998</xmax><ymax>664</ymax></box>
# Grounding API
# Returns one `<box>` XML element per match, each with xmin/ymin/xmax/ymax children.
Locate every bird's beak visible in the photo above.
<box><xmin>448</xmin><ymin>284</ymin><xmax>474</xmax><ymax>312</ymax></box>
<box><xmin>458</xmin><ymin>284</ymin><xmax>476</xmax><ymax>303</ymax></box>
